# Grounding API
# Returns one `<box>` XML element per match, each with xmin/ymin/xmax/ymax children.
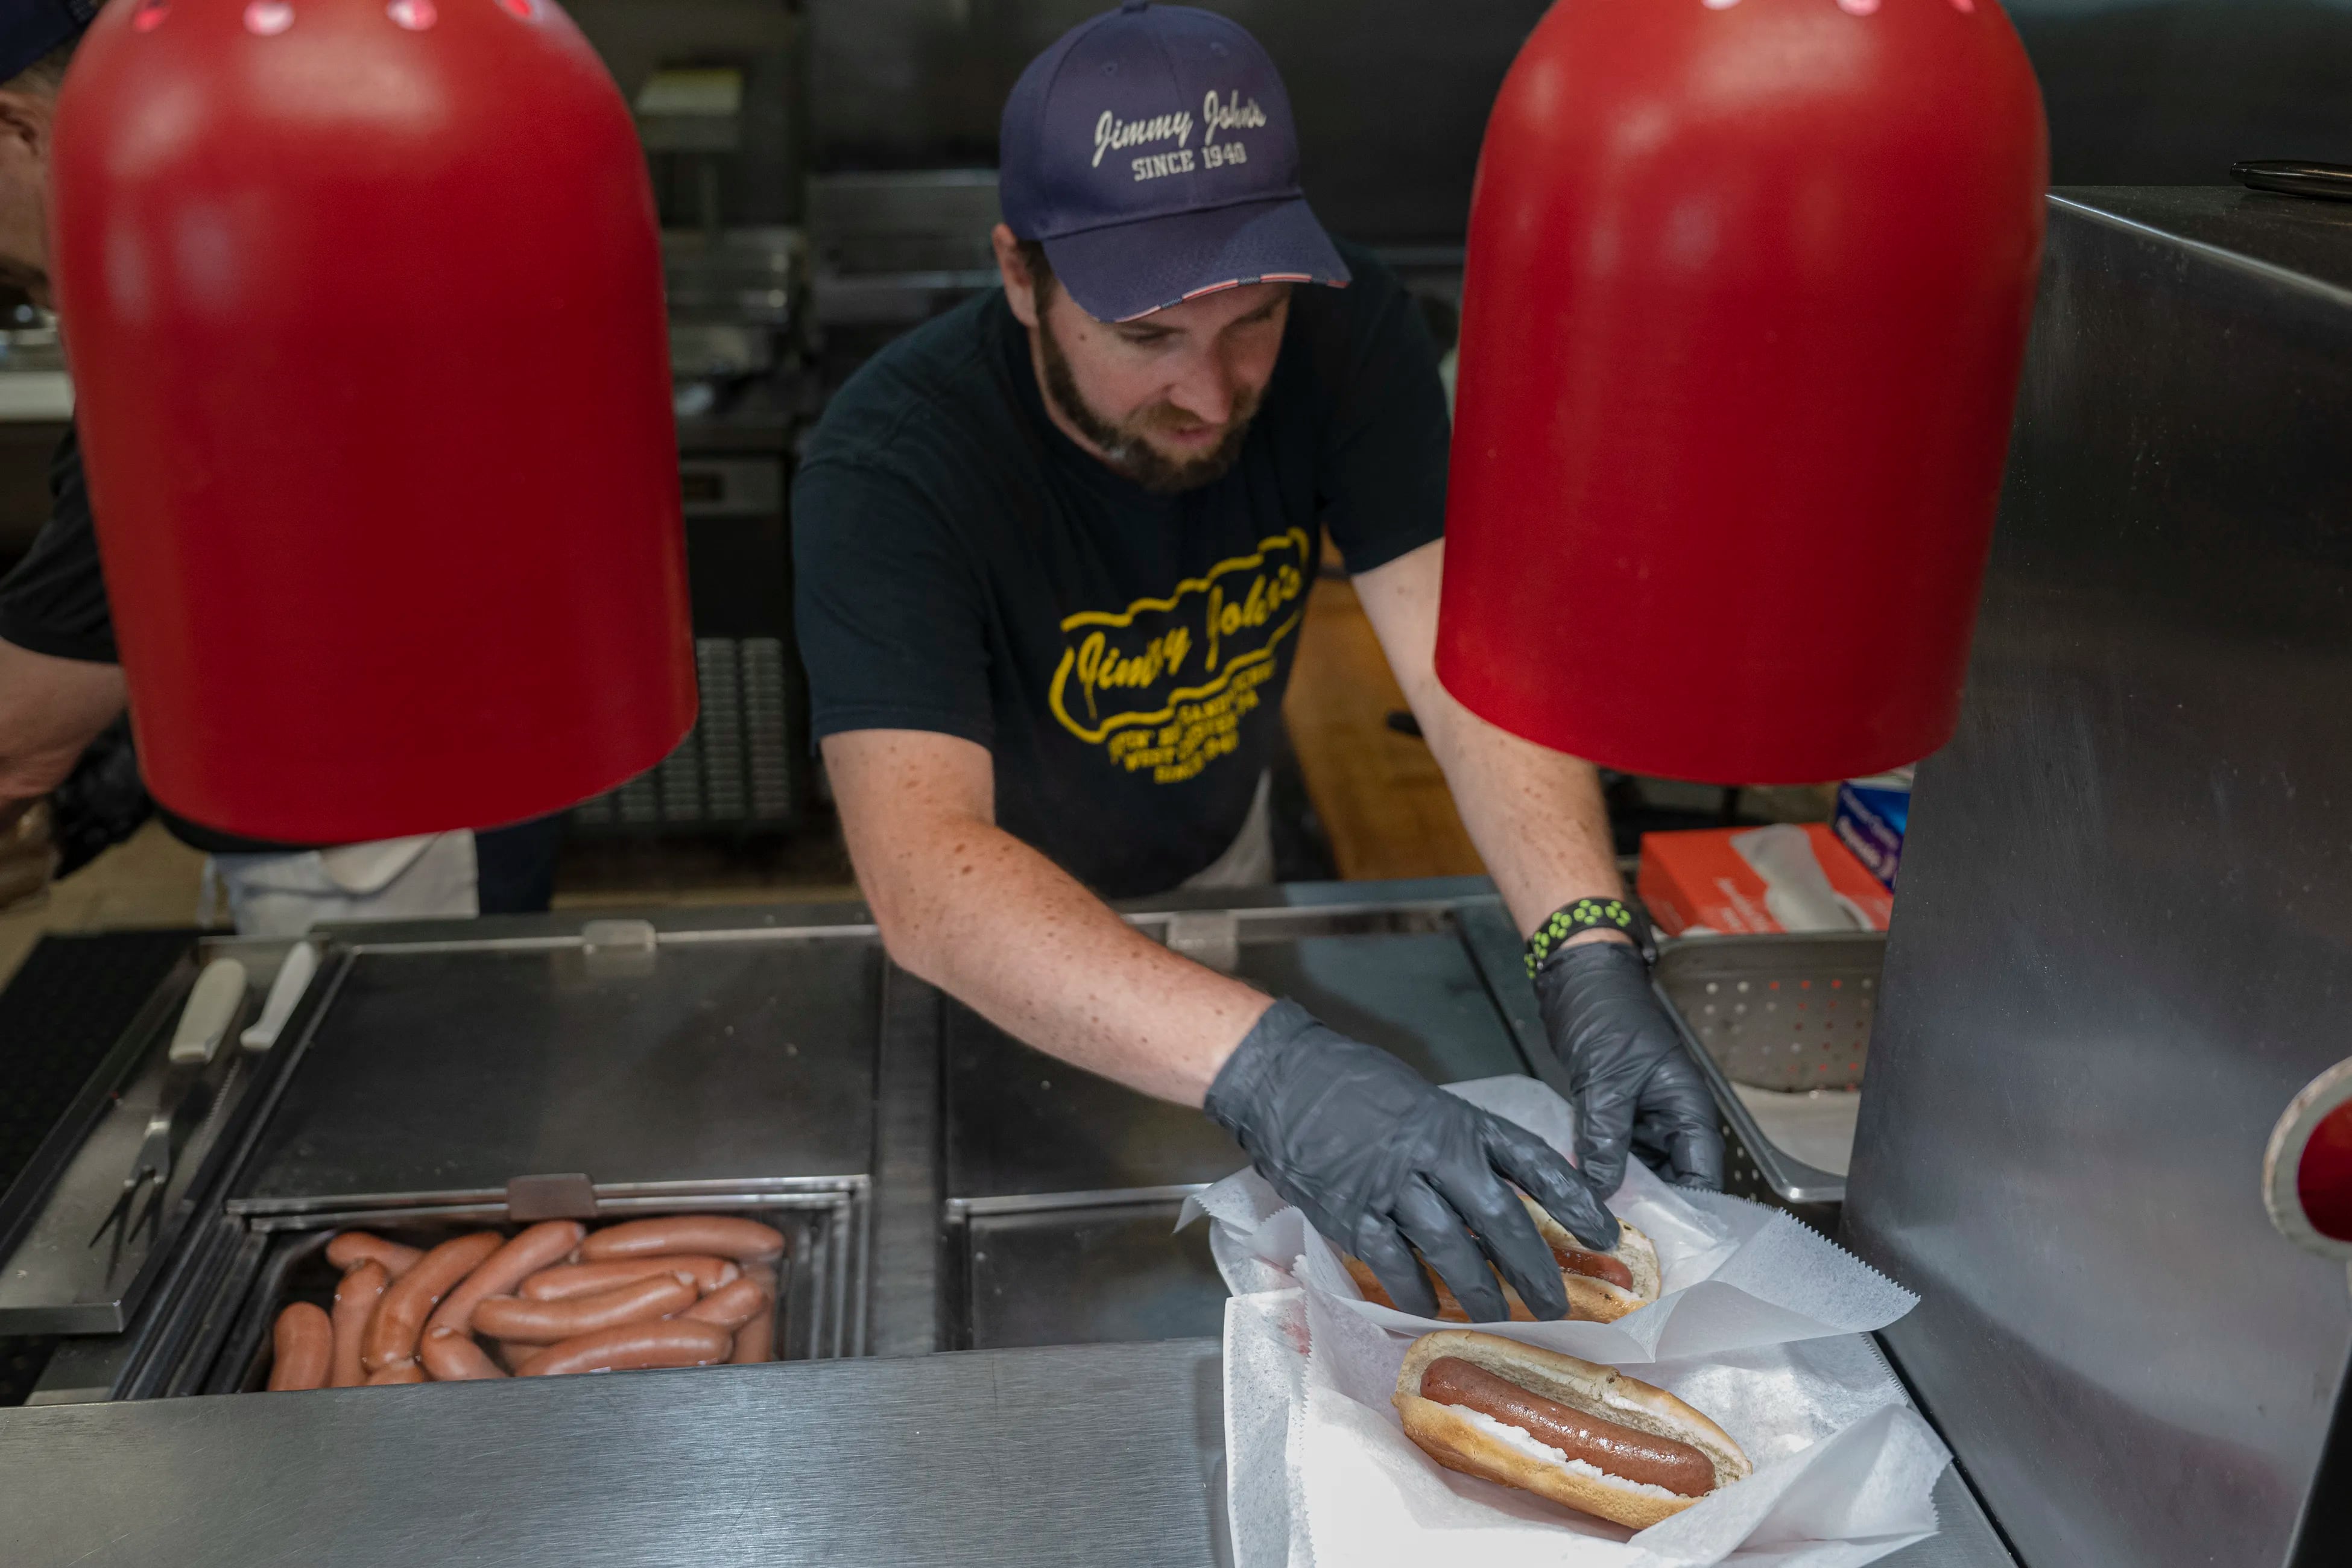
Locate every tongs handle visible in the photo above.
<box><xmin>241</xmin><ymin>941</ymin><xmax>318</xmax><ymax>1051</ymax></box>
<box><xmin>169</xmin><ymin>958</ymin><xmax>248</xmax><ymax>1066</ymax></box>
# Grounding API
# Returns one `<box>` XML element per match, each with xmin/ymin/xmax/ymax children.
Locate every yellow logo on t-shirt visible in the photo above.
<box><xmin>1048</xmin><ymin>528</ymin><xmax>1311</xmax><ymax>783</ymax></box>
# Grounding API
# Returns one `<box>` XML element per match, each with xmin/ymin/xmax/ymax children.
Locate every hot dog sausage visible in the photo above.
<box><xmin>1547</xmin><ymin>1244</ymin><xmax>1635</xmax><ymax>1291</ymax></box>
<box><xmin>730</xmin><ymin>1265</ymin><xmax>776</xmax><ymax>1364</ymax></box>
<box><xmin>420</xmin><ymin>1327</ymin><xmax>509</xmax><ymax>1382</ymax></box>
<box><xmin>268</xmin><ymin>1301</ymin><xmax>334</xmax><ymax>1391</ymax></box>
<box><xmin>361</xmin><ymin>1231</ymin><xmax>502</xmax><ymax>1373</ymax></box>
<box><xmin>472</xmin><ymin>1273</ymin><xmax>697</xmax><ymax>1344</ymax></box>
<box><xmin>326</xmin><ymin>1231</ymin><xmax>423</xmax><ymax>1279</ymax></box>
<box><xmin>577</xmin><ymin>1216</ymin><xmax>784</xmax><ymax>1264</ymax></box>
<box><xmin>519</xmin><ymin>1254</ymin><xmax>736</xmax><ymax>1301</ymax></box>
<box><xmin>365</xmin><ymin>1361</ymin><xmax>427</xmax><ymax>1385</ymax></box>
<box><xmin>518</xmin><ymin>1319</ymin><xmax>733</xmax><ymax>1377</ymax></box>
<box><xmin>426</xmin><ymin>1220</ymin><xmax>584</xmax><ymax>1338</ymax></box>
<box><xmin>330</xmin><ymin>1259</ymin><xmax>388</xmax><ymax>1388</ymax></box>
<box><xmin>1417</xmin><ymin>1357</ymin><xmax>1716</xmax><ymax>1496</ymax></box>
<box><xmin>683</xmin><ymin>1276</ymin><xmax>767</xmax><ymax>1332</ymax></box>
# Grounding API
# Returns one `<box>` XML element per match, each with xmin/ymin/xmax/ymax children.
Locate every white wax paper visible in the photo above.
<box><xmin>1221</xmin><ymin>1284</ymin><xmax>1950</xmax><ymax>1568</ymax></box>
<box><xmin>1180</xmin><ymin>1076</ymin><xmax>1915</xmax><ymax>1365</ymax></box>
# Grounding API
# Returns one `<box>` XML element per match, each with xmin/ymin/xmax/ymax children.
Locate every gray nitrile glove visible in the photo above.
<box><xmin>1534</xmin><ymin>940</ymin><xmax>1724</xmax><ymax>1195</ymax></box>
<box><xmin>1205</xmin><ymin>999</ymin><xmax>1619</xmax><ymax>1322</ymax></box>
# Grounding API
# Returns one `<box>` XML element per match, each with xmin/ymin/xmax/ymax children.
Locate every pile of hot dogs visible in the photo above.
<box><xmin>264</xmin><ymin>1213</ymin><xmax>785</xmax><ymax>1390</ymax></box>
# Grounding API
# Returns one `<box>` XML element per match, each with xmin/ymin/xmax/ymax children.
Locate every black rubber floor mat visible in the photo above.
<box><xmin>0</xmin><ymin>928</ymin><xmax>198</xmax><ymax>1405</ymax></box>
<box><xmin>0</xmin><ymin>929</ymin><xmax>197</xmax><ymax>1194</ymax></box>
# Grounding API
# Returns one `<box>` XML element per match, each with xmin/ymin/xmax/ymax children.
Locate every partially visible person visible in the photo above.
<box><xmin>0</xmin><ymin>5</ymin><xmax>562</xmax><ymax>933</ymax></box>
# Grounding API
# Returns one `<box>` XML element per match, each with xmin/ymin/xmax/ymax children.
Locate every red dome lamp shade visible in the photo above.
<box><xmin>1434</xmin><ymin>0</ymin><xmax>2049</xmax><ymax>785</ymax></box>
<box><xmin>49</xmin><ymin>0</ymin><xmax>696</xmax><ymax>842</ymax></box>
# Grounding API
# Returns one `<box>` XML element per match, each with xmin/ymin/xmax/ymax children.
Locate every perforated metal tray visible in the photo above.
<box><xmin>1657</xmin><ymin>933</ymin><xmax>1879</xmax><ymax>1090</ymax></box>
<box><xmin>1652</xmin><ymin>932</ymin><xmax>1886</xmax><ymax>1208</ymax></box>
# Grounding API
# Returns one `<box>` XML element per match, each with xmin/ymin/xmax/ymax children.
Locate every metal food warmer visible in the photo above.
<box><xmin>0</xmin><ymin>879</ymin><xmax>2004</xmax><ymax>1566</ymax></box>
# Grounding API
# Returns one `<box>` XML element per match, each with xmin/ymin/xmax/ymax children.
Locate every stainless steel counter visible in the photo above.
<box><xmin>0</xmin><ymin>1333</ymin><xmax>2011</xmax><ymax>1568</ymax></box>
<box><xmin>0</xmin><ymin>1341</ymin><xmax>1229</xmax><ymax>1568</ymax></box>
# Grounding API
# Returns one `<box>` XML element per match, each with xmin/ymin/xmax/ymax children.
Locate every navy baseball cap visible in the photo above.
<box><xmin>999</xmin><ymin>1</ymin><xmax>1348</xmax><ymax>323</ymax></box>
<box><xmin>0</xmin><ymin>0</ymin><xmax>95</xmax><ymax>83</ymax></box>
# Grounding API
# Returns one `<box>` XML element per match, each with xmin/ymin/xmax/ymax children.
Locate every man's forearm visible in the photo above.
<box><xmin>1352</xmin><ymin>542</ymin><xmax>1624</xmax><ymax>940</ymax></box>
<box><xmin>0</xmin><ymin>640</ymin><xmax>125</xmax><ymax>809</ymax></box>
<box><xmin>849</xmin><ymin>803</ymin><xmax>1273</xmax><ymax>1107</ymax></box>
<box><xmin>1419</xmin><ymin>698</ymin><xmax>1625</xmax><ymax>938</ymax></box>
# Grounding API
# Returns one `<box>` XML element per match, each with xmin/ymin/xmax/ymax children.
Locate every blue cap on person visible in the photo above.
<box><xmin>0</xmin><ymin>0</ymin><xmax>95</xmax><ymax>82</ymax></box>
<box><xmin>999</xmin><ymin>1</ymin><xmax>1350</xmax><ymax>324</ymax></box>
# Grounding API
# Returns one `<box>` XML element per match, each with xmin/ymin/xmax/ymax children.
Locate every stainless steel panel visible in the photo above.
<box><xmin>237</xmin><ymin>930</ymin><xmax>882</xmax><ymax>1201</ymax></box>
<box><xmin>0</xmin><ymin>1340</ymin><xmax>1229</xmax><ymax>1568</ymax></box>
<box><xmin>959</xmin><ymin>1201</ymin><xmax>1225</xmax><ymax>1351</ymax></box>
<box><xmin>870</xmin><ymin>966</ymin><xmax>945</xmax><ymax>1358</ymax></box>
<box><xmin>808</xmin><ymin>168</ymin><xmax>1002</xmax><ymax>275</ymax></box>
<box><xmin>660</xmin><ymin>226</ymin><xmax>806</xmax><ymax>325</ymax></box>
<box><xmin>1845</xmin><ymin>189</ymin><xmax>2352</xmax><ymax>1568</ymax></box>
<box><xmin>944</xmin><ymin>903</ymin><xmax>1533</xmax><ymax>1198</ymax></box>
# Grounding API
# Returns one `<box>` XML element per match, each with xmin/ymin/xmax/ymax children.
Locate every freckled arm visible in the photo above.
<box><xmin>1355</xmin><ymin>539</ymin><xmax>1628</xmax><ymax>943</ymax></box>
<box><xmin>823</xmin><ymin>727</ymin><xmax>1272</xmax><ymax>1105</ymax></box>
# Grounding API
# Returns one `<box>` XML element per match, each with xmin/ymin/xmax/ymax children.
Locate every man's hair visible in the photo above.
<box><xmin>1014</xmin><ymin>238</ymin><xmax>1055</xmax><ymax>303</ymax></box>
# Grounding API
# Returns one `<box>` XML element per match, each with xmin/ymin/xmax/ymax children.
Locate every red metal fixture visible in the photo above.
<box><xmin>51</xmin><ymin>0</ymin><xmax>695</xmax><ymax>841</ymax></box>
<box><xmin>1435</xmin><ymin>0</ymin><xmax>2049</xmax><ymax>783</ymax></box>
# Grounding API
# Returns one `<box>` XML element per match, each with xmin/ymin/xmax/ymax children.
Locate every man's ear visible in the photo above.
<box><xmin>991</xmin><ymin>222</ymin><xmax>1042</xmax><ymax>330</ymax></box>
<box><xmin>0</xmin><ymin>89</ymin><xmax>54</xmax><ymax>164</ymax></box>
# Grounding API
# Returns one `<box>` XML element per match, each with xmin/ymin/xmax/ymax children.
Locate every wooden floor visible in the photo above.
<box><xmin>1283</xmin><ymin>575</ymin><xmax>1487</xmax><ymax>882</ymax></box>
<box><xmin>0</xmin><ymin>820</ymin><xmax>212</xmax><ymax>986</ymax></box>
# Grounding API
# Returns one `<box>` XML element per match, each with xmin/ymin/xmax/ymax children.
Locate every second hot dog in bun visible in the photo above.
<box><xmin>1394</xmin><ymin>1330</ymin><xmax>1750</xmax><ymax>1529</ymax></box>
<box><xmin>1346</xmin><ymin>1197</ymin><xmax>1660</xmax><ymax>1323</ymax></box>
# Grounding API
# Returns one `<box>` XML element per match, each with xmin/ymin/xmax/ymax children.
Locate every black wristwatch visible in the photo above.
<box><xmin>1524</xmin><ymin>894</ymin><xmax>1657</xmax><ymax>976</ymax></box>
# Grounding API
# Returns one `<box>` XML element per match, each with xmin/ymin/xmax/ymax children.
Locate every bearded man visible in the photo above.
<box><xmin>791</xmin><ymin>2</ymin><xmax>1721</xmax><ymax>1323</ymax></box>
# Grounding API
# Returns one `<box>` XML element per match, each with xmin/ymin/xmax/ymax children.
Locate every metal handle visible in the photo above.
<box><xmin>2230</xmin><ymin>160</ymin><xmax>2352</xmax><ymax>203</ymax></box>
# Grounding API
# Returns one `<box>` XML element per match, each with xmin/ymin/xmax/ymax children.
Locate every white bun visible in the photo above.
<box><xmin>1393</xmin><ymin>1329</ymin><xmax>1751</xmax><ymax>1531</ymax></box>
<box><xmin>1342</xmin><ymin>1207</ymin><xmax>1660</xmax><ymax>1324</ymax></box>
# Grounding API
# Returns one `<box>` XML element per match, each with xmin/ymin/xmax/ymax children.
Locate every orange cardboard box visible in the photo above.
<box><xmin>1637</xmin><ymin>824</ymin><xmax>1894</xmax><ymax>936</ymax></box>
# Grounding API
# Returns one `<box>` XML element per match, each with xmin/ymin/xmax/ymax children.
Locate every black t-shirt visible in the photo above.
<box><xmin>0</xmin><ymin>426</ymin><xmax>115</xmax><ymax>663</ymax></box>
<box><xmin>792</xmin><ymin>241</ymin><xmax>1449</xmax><ymax>897</ymax></box>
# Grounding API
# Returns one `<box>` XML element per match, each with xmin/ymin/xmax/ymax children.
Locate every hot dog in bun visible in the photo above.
<box><xmin>1394</xmin><ymin>1330</ymin><xmax>1750</xmax><ymax>1529</ymax></box>
<box><xmin>1347</xmin><ymin>1197</ymin><xmax>1660</xmax><ymax>1323</ymax></box>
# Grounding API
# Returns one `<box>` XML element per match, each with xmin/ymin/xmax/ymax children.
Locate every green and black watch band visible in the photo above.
<box><xmin>1525</xmin><ymin>895</ymin><xmax>1657</xmax><ymax>976</ymax></box>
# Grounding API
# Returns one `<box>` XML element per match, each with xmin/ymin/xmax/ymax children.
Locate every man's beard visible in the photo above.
<box><xmin>1037</xmin><ymin>312</ymin><xmax>1260</xmax><ymax>495</ymax></box>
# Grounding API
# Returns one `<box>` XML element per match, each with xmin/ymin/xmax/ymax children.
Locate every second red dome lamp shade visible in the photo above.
<box><xmin>1435</xmin><ymin>0</ymin><xmax>2049</xmax><ymax>785</ymax></box>
<box><xmin>49</xmin><ymin>0</ymin><xmax>697</xmax><ymax>843</ymax></box>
